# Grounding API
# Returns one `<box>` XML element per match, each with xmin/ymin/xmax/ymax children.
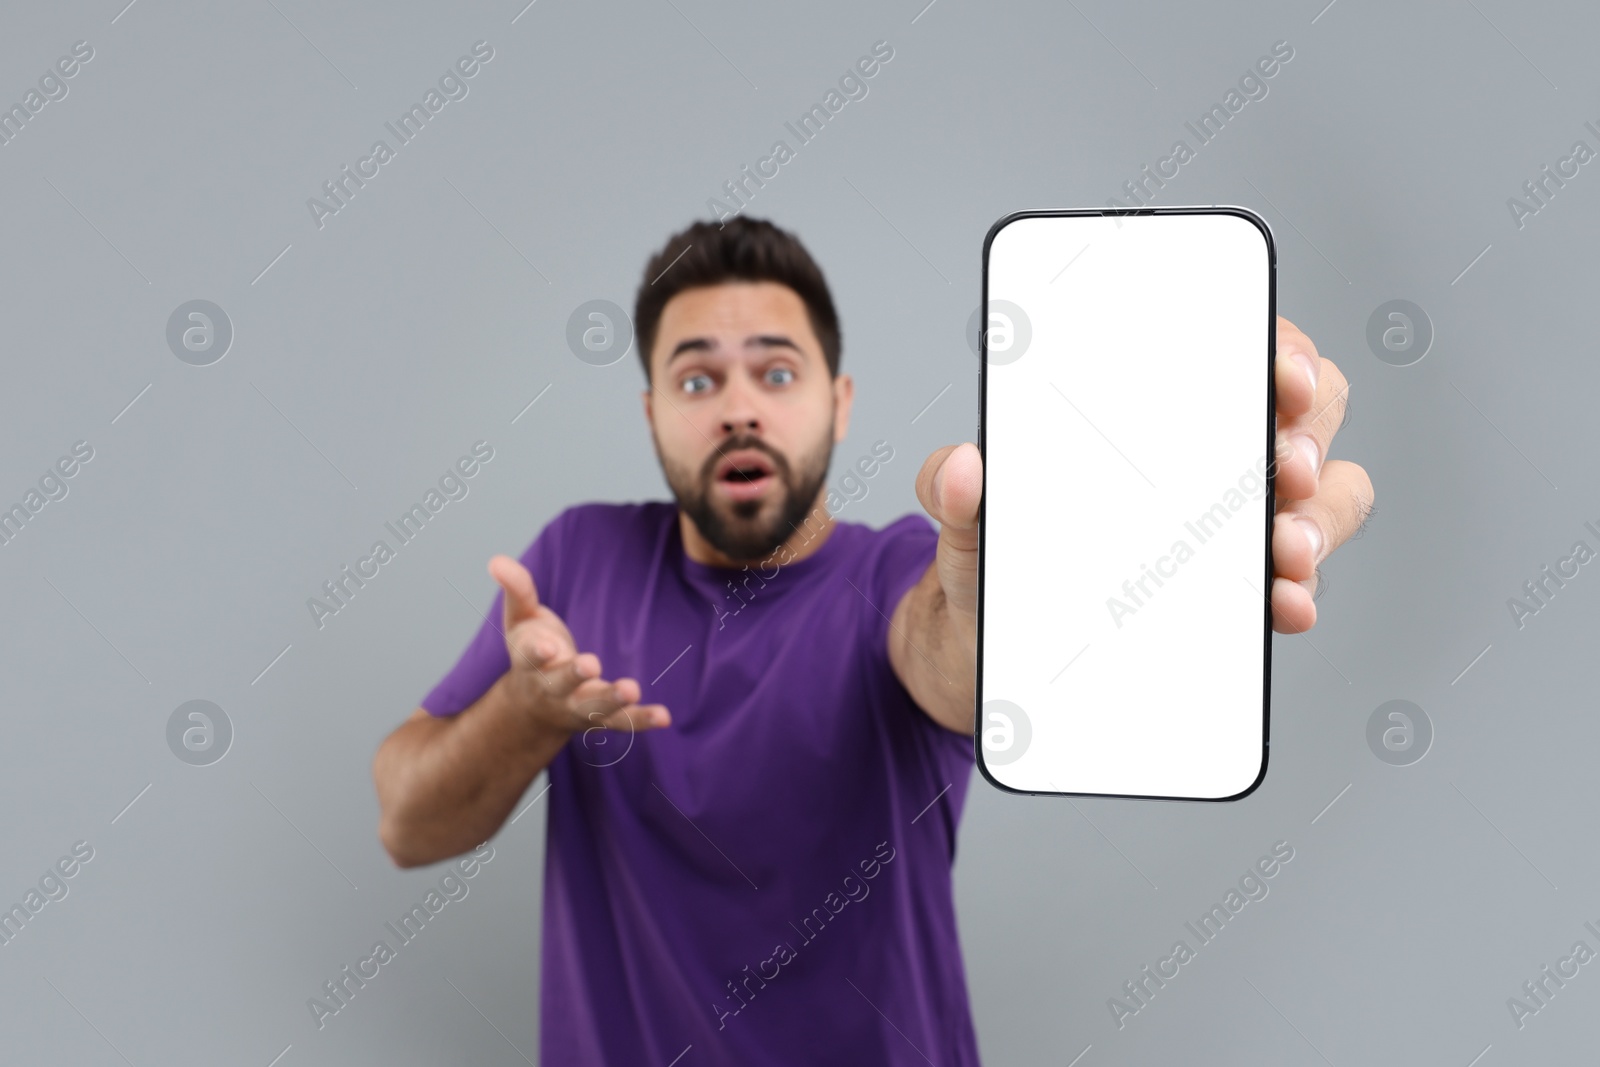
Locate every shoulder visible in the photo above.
<box><xmin>518</xmin><ymin>501</ymin><xmax>676</xmax><ymax>619</ymax></box>
<box><xmin>874</xmin><ymin>510</ymin><xmax>938</xmax><ymax>543</ymax></box>
<box><xmin>541</xmin><ymin>499</ymin><xmax>677</xmax><ymax>548</ymax></box>
<box><xmin>851</xmin><ymin>511</ymin><xmax>938</xmax><ymax>569</ymax></box>
<box><xmin>838</xmin><ymin>510</ymin><xmax>938</xmax><ymax>619</ymax></box>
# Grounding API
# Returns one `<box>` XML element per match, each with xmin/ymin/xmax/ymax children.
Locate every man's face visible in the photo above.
<box><xmin>643</xmin><ymin>281</ymin><xmax>853</xmax><ymax>563</ymax></box>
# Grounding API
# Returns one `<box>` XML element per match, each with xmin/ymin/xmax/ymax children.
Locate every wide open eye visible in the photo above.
<box><xmin>766</xmin><ymin>366</ymin><xmax>795</xmax><ymax>386</ymax></box>
<box><xmin>681</xmin><ymin>372</ymin><xmax>713</xmax><ymax>395</ymax></box>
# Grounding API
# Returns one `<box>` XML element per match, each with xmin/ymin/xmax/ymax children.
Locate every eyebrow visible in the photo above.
<box><xmin>666</xmin><ymin>335</ymin><xmax>805</xmax><ymax>366</ymax></box>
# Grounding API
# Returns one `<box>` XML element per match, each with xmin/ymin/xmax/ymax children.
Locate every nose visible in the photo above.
<box><xmin>717</xmin><ymin>369</ymin><xmax>762</xmax><ymax>437</ymax></box>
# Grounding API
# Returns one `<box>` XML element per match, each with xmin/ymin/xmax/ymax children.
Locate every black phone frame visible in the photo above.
<box><xmin>974</xmin><ymin>204</ymin><xmax>1278</xmax><ymax>803</ymax></box>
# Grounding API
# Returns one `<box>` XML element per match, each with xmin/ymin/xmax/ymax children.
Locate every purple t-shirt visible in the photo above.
<box><xmin>421</xmin><ymin>500</ymin><xmax>979</xmax><ymax>1065</ymax></box>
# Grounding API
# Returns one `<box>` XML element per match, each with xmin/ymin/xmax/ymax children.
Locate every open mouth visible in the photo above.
<box><xmin>713</xmin><ymin>449</ymin><xmax>777</xmax><ymax>500</ymax></box>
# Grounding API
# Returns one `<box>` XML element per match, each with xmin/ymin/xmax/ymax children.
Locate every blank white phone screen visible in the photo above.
<box><xmin>978</xmin><ymin>210</ymin><xmax>1273</xmax><ymax>800</ymax></box>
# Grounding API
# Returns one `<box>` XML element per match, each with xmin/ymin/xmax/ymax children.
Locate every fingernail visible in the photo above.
<box><xmin>1294</xmin><ymin>516</ymin><xmax>1323</xmax><ymax>563</ymax></box>
<box><xmin>1295</xmin><ymin>433</ymin><xmax>1320</xmax><ymax>474</ymax></box>
<box><xmin>1292</xmin><ymin>351</ymin><xmax>1317</xmax><ymax>397</ymax></box>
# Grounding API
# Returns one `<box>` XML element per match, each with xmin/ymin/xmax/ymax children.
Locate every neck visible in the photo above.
<box><xmin>679</xmin><ymin>494</ymin><xmax>836</xmax><ymax>568</ymax></box>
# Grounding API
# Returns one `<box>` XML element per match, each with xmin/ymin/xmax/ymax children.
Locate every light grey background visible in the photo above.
<box><xmin>1</xmin><ymin>0</ymin><xmax>1595</xmax><ymax>1063</ymax></box>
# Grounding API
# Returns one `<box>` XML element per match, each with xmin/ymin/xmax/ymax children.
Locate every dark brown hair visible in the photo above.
<box><xmin>632</xmin><ymin>216</ymin><xmax>841</xmax><ymax>384</ymax></box>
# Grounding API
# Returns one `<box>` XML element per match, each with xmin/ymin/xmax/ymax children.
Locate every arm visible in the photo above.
<box><xmin>888</xmin><ymin>443</ymin><xmax>982</xmax><ymax>735</ymax></box>
<box><xmin>374</xmin><ymin>683</ymin><xmax>572</xmax><ymax>868</ymax></box>
<box><xmin>888</xmin><ymin>560</ymin><xmax>977</xmax><ymax>735</ymax></box>
<box><xmin>373</xmin><ymin>554</ymin><xmax>669</xmax><ymax>868</ymax></box>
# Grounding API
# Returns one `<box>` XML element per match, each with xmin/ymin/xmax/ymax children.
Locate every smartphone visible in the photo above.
<box><xmin>975</xmin><ymin>206</ymin><xmax>1275</xmax><ymax>801</ymax></box>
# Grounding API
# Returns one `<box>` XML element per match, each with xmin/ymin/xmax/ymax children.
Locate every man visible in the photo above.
<box><xmin>371</xmin><ymin>216</ymin><xmax>1373</xmax><ymax>1063</ymax></box>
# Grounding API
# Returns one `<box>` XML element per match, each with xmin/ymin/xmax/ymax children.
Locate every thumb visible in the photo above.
<box><xmin>915</xmin><ymin>443</ymin><xmax>982</xmax><ymax>536</ymax></box>
<box><xmin>488</xmin><ymin>555</ymin><xmax>541</xmax><ymax>630</ymax></box>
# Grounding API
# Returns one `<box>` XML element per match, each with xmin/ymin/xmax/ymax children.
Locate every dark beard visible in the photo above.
<box><xmin>660</xmin><ymin>426</ymin><xmax>833</xmax><ymax>564</ymax></box>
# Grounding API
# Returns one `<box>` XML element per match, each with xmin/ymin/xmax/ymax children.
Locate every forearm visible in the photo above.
<box><xmin>891</xmin><ymin>564</ymin><xmax>978</xmax><ymax>734</ymax></box>
<box><xmin>374</xmin><ymin>672</ymin><xmax>571</xmax><ymax>867</ymax></box>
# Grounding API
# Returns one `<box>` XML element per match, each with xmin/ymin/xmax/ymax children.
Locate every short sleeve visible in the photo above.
<box><xmin>866</xmin><ymin>512</ymin><xmax>975</xmax><ymax>764</ymax></box>
<box><xmin>867</xmin><ymin>512</ymin><xmax>939</xmax><ymax>667</ymax></box>
<box><xmin>418</xmin><ymin>508</ymin><xmax>572</xmax><ymax>717</ymax></box>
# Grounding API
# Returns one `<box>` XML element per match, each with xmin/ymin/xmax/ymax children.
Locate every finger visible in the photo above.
<box><xmin>573</xmin><ymin>674</ymin><xmax>641</xmax><ymax>707</ymax></box>
<box><xmin>510</xmin><ymin>636</ymin><xmax>601</xmax><ymax>695</ymax></box>
<box><xmin>569</xmin><ymin>677</ymin><xmax>671</xmax><ymax>730</ymax></box>
<box><xmin>1273</xmin><ymin>356</ymin><xmax>1350</xmax><ymax>502</ymax></box>
<box><xmin>1271</xmin><ymin>460</ymin><xmax>1374</xmax><ymax>583</ymax></box>
<box><xmin>1270</xmin><ymin>574</ymin><xmax>1316</xmax><ymax>634</ymax></box>
<box><xmin>566</xmin><ymin>703</ymin><xmax>671</xmax><ymax>767</ymax></box>
<box><xmin>592</xmin><ymin>702</ymin><xmax>672</xmax><ymax>731</ymax></box>
<box><xmin>489</xmin><ymin>554</ymin><xmax>541</xmax><ymax>631</ymax></box>
<box><xmin>505</xmin><ymin>614</ymin><xmax>582</xmax><ymax>662</ymax></box>
<box><xmin>1273</xmin><ymin>316</ymin><xmax>1322</xmax><ymax>420</ymax></box>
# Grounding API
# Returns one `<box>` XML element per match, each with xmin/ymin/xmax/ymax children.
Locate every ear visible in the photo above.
<box><xmin>832</xmin><ymin>373</ymin><xmax>854</xmax><ymax>443</ymax></box>
<box><xmin>642</xmin><ymin>385</ymin><xmax>652</xmax><ymax>424</ymax></box>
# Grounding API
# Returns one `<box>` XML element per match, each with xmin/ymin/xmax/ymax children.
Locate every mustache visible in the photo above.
<box><xmin>701</xmin><ymin>437</ymin><xmax>790</xmax><ymax>484</ymax></box>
